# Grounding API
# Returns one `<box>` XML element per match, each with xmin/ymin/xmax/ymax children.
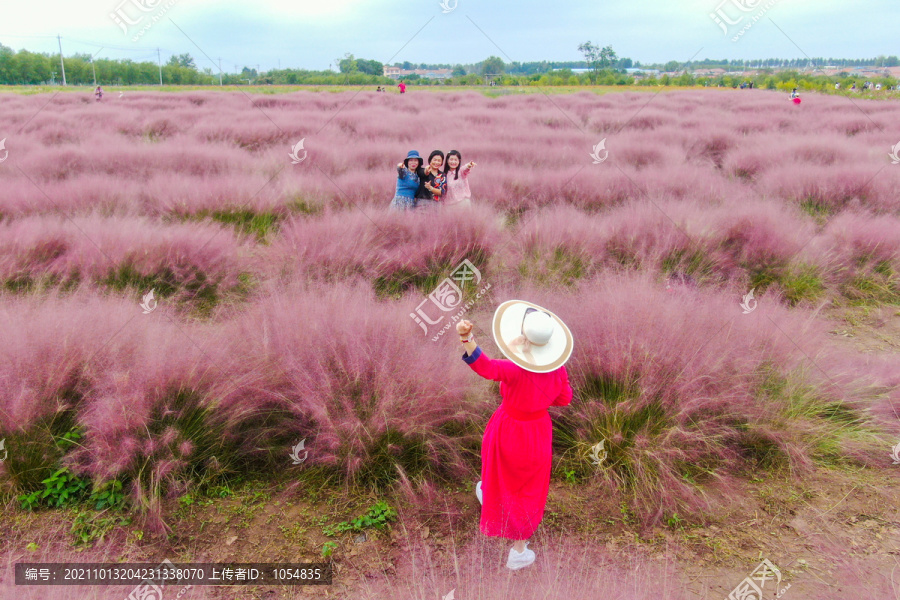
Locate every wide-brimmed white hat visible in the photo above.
<box><xmin>492</xmin><ymin>300</ymin><xmax>573</xmax><ymax>373</ymax></box>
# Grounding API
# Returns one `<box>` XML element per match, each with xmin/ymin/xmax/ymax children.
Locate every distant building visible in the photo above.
<box><xmin>696</xmin><ymin>68</ymin><xmax>727</xmax><ymax>76</ymax></box>
<box><xmin>383</xmin><ymin>67</ymin><xmax>452</xmax><ymax>80</ymax></box>
<box><xmin>548</xmin><ymin>68</ymin><xmax>590</xmax><ymax>75</ymax></box>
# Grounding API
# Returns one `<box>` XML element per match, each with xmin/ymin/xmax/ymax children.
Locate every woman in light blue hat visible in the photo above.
<box><xmin>390</xmin><ymin>150</ymin><xmax>423</xmax><ymax>211</ymax></box>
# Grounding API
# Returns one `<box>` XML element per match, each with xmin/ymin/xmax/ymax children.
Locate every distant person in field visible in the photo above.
<box><xmin>415</xmin><ymin>150</ymin><xmax>446</xmax><ymax>209</ymax></box>
<box><xmin>398</xmin><ymin>80</ymin><xmax>407</xmax><ymax>94</ymax></box>
<box><xmin>790</xmin><ymin>88</ymin><xmax>800</xmax><ymax>99</ymax></box>
<box><xmin>376</xmin><ymin>86</ymin><xmax>382</xmax><ymax>92</ymax></box>
<box><xmin>94</xmin><ymin>86</ymin><xmax>103</xmax><ymax>101</ymax></box>
<box><xmin>443</xmin><ymin>150</ymin><xmax>476</xmax><ymax>209</ymax></box>
<box><xmin>456</xmin><ymin>301</ymin><xmax>574</xmax><ymax>571</ymax></box>
<box><xmin>389</xmin><ymin>150</ymin><xmax>422</xmax><ymax>211</ymax></box>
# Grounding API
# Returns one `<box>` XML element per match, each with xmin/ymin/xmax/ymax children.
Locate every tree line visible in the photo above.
<box><xmin>0</xmin><ymin>42</ymin><xmax>896</xmax><ymax>88</ymax></box>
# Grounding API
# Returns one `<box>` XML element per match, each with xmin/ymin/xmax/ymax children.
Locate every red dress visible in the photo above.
<box><xmin>463</xmin><ymin>347</ymin><xmax>573</xmax><ymax>539</ymax></box>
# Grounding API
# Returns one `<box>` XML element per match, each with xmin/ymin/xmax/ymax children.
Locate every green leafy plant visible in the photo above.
<box><xmin>207</xmin><ymin>484</ymin><xmax>234</xmax><ymax>498</ymax></box>
<box><xmin>19</xmin><ymin>467</ymin><xmax>90</xmax><ymax>510</ymax></box>
<box><xmin>71</xmin><ymin>511</ymin><xmax>132</xmax><ymax>546</ymax></box>
<box><xmin>19</xmin><ymin>470</ymin><xmax>126</xmax><ymax>512</ymax></box>
<box><xmin>90</xmin><ymin>480</ymin><xmax>126</xmax><ymax>511</ymax></box>
<box><xmin>321</xmin><ymin>541</ymin><xmax>338</xmax><ymax>558</ymax></box>
<box><xmin>322</xmin><ymin>501</ymin><xmax>397</xmax><ymax>537</ymax></box>
<box><xmin>666</xmin><ymin>513</ymin><xmax>685</xmax><ymax>530</ymax></box>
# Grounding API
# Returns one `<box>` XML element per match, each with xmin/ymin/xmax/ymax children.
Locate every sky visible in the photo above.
<box><xmin>0</xmin><ymin>0</ymin><xmax>896</xmax><ymax>72</ymax></box>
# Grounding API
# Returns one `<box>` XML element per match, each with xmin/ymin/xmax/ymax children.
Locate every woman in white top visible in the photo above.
<box><xmin>443</xmin><ymin>150</ymin><xmax>476</xmax><ymax>208</ymax></box>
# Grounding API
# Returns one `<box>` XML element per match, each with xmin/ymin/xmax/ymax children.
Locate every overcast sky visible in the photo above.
<box><xmin>0</xmin><ymin>0</ymin><xmax>896</xmax><ymax>72</ymax></box>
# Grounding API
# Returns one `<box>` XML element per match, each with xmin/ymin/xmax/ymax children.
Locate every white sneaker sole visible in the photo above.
<box><xmin>507</xmin><ymin>547</ymin><xmax>535</xmax><ymax>570</ymax></box>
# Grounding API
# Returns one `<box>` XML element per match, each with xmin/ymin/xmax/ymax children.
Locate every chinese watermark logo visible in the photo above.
<box><xmin>590</xmin><ymin>139</ymin><xmax>608</xmax><ymax>164</ymax></box>
<box><xmin>890</xmin><ymin>441</ymin><xmax>900</xmax><ymax>465</ymax></box>
<box><xmin>289</xmin><ymin>139</ymin><xmax>307</xmax><ymax>164</ymax></box>
<box><xmin>110</xmin><ymin>0</ymin><xmax>179</xmax><ymax>42</ymax></box>
<box><xmin>726</xmin><ymin>559</ymin><xmax>791</xmax><ymax>600</ymax></box>
<box><xmin>0</xmin><ymin>138</ymin><xmax>8</xmax><ymax>163</ymax></box>
<box><xmin>126</xmin><ymin>559</ymin><xmax>193</xmax><ymax>600</ymax></box>
<box><xmin>889</xmin><ymin>142</ymin><xmax>900</xmax><ymax>165</ymax></box>
<box><xmin>140</xmin><ymin>289</ymin><xmax>158</xmax><ymax>314</ymax></box>
<box><xmin>290</xmin><ymin>439</ymin><xmax>308</xmax><ymax>465</ymax></box>
<box><xmin>439</xmin><ymin>0</ymin><xmax>458</xmax><ymax>13</ymax></box>
<box><xmin>410</xmin><ymin>259</ymin><xmax>491</xmax><ymax>342</ymax></box>
<box><xmin>589</xmin><ymin>440</ymin><xmax>607</xmax><ymax>467</ymax></box>
<box><xmin>740</xmin><ymin>288</ymin><xmax>757</xmax><ymax>314</ymax></box>
<box><xmin>710</xmin><ymin>0</ymin><xmax>782</xmax><ymax>42</ymax></box>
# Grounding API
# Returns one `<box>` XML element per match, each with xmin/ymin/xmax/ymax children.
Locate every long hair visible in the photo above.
<box><xmin>445</xmin><ymin>150</ymin><xmax>462</xmax><ymax>181</ymax></box>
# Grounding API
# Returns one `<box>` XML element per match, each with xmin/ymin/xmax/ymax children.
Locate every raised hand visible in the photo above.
<box><xmin>456</xmin><ymin>320</ymin><xmax>474</xmax><ymax>336</ymax></box>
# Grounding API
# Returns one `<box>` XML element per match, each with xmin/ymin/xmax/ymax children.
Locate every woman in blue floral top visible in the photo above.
<box><xmin>390</xmin><ymin>150</ymin><xmax>423</xmax><ymax>211</ymax></box>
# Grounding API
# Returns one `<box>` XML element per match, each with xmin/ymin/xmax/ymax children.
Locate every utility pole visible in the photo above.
<box><xmin>90</xmin><ymin>56</ymin><xmax>97</xmax><ymax>86</ymax></box>
<box><xmin>218</xmin><ymin>57</ymin><xmax>223</xmax><ymax>86</ymax></box>
<box><xmin>57</xmin><ymin>35</ymin><xmax>67</xmax><ymax>86</ymax></box>
<box><xmin>157</xmin><ymin>48</ymin><xmax>163</xmax><ymax>86</ymax></box>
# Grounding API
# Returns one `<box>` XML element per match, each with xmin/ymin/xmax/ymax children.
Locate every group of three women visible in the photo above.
<box><xmin>390</xmin><ymin>149</ymin><xmax>476</xmax><ymax>211</ymax></box>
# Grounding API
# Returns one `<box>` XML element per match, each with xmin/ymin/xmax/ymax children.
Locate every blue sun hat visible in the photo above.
<box><xmin>404</xmin><ymin>150</ymin><xmax>423</xmax><ymax>168</ymax></box>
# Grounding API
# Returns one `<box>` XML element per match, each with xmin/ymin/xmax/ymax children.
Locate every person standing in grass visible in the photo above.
<box><xmin>415</xmin><ymin>150</ymin><xmax>446</xmax><ymax>209</ymax></box>
<box><xmin>456</xmin><ymin>301</ymin><xmax>574</xmax><ymax>571</ymax></box>
<box><xmin>443</xmin><ymin>150</ymin><xmax>476</xmax><ymax>209</ymax></box>
<box><xmin>389</xmin><ymin>150</ymin><xmax>422</xmax><ymax>211</ymax></box>
<box><xmin>398</xmin><ymin>80</ymin><xmax>407</xmax><ymax>94</ymax></box>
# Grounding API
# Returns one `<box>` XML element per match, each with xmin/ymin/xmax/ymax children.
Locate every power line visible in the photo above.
<box><xmin>64</xmin><ymin>37</ymin><xmax>165</xmax><ymax>53</ymax></box>
<box><xmin>0</xmin><ymin>33</ymin><xmax>60</xmax><ymax>39</ymax></box>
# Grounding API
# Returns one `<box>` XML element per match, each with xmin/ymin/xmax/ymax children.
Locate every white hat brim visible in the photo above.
<box><xmin>492</xmin><ymin>300</ymin><xmax>573</xmax><ymax>373</ymax></box>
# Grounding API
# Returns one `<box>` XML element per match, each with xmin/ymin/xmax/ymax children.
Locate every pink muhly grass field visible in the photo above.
<box><xmin>0</xmin><ymin>214</ymin><xmax>247</xmax><ymax>308</ymax></box>
<box><xmin>1</xmin><ymin>87</ymin><xmax>900</xmax><ymax>538</ymax></box>
<box><xmin>268</xmin><ymin>204</ymin><xmax>500</xmax><ymax>292</ymax></box>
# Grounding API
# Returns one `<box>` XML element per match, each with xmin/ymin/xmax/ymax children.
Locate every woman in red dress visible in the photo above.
<box><xmin>456</xmin><ymin>300</ymin><xmax>574</xmax><ymax>570</ymax></box>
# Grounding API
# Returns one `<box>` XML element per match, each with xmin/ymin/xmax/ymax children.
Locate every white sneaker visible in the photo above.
<box><xmin>506</xmin><ymin>543</ymin><xmax>535</xmax><ymax>570</ymax></box>
<box><xmin>475</xmin><ymin>481</ymin><xmax>483</xmax><ymax>505</ymax></box>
